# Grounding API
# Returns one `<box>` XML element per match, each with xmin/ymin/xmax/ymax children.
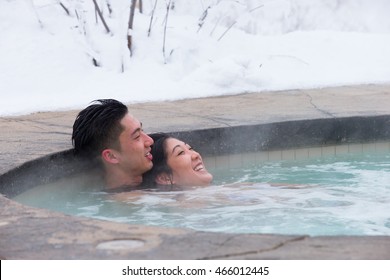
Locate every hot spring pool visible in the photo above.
<box><xmin>13</xmin><ymin>152</ymin><xmax>390</xmax><ymax>236</ymax></box>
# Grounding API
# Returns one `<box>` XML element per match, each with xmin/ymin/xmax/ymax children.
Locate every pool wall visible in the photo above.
<box><xmin>1</xmin><ymin>85</ymin><xmax>390</xmax><ymax>259</ymax></box>
<box><xmin>2</xmin><ymin>115</ymin><xmax>389</xmax><ymax>198</ymax></box>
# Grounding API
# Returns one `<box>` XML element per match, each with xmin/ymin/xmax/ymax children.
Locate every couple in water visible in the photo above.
<box><xmin>72</xmin><ymin>99</ymin><xmax>213</xmax><ymax>192</ymax></box>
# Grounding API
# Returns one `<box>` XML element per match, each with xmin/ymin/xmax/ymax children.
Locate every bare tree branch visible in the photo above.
<box><xmin>147</xmin><ymin>0</ymin><xmax>158</xmax><ymax>37</ymax></box>
<box><xmin>138</xmin><ymin>0</ymin><xmax>143</xmax><ymax>13</ymax></box>
<box><xmin>127</xmin><ymin>0</ymin><xmax>137</xmax><ymax>56</ymax></box>
<box><xmin>249</xmin><ymin>4</ymin><xmax>264</xmax><ymax>13</ymax></box>
<box><xmin>217</xmin><ymin>4</ymin><xmax>264</xmax><ymax>41</ymax></box>
<box><xmin>74</xmin><ymin>5</ymin><xmax>100</xmax><ymax>67</ymax></box>
<box><xmin>197</xmin><ymin>6</ymin><xmax>210</xmax><ymax>33</ymax></box>
<box><xmin>59</xmin><ymin>2</ymin><xmax>70</xmax><ymax>16</ymax></box>
<box><xmin>92</xmin><ymin>0</ymin><xmax>111</xmax><ymax>33</ymax></box>
<box><xmin>217</xmin><ymin>21</ymin><xmax>236</xmax><ymax>41</ymax></box>
<box><xmin>162</xmin><ymin>0</ymin><xmax>172</xmax><ymax>63</ymax></box>
<box><xmin>28</xmin><ymin>0</ymin><xmax>44</xmax><ymax>28</ymax></box>
<box><xmin>95</xmin><ymin>5</ymin><xmax>98</xmax><ymax>24</ymax></box>
<box><xmin>106</xmin><ymin>0</ymin><xmax>113</xmax><ymax>15</ymax></box>
<box><xmin>210</xmin><ymin>16</ymin><xmax>221</xmax><ymax>36</ymax></box>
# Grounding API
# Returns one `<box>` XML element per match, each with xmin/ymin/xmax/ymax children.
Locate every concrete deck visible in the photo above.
<box><xmin>1</xmin><ymin>84</ymin><xmax>390</xmax><ymax>259</ymax></box>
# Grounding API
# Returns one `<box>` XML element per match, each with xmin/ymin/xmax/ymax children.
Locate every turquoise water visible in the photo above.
<box><xmin>14</xmin><ymin>152</ymin><xmax>390</xmax><ymax>236</ymax></box>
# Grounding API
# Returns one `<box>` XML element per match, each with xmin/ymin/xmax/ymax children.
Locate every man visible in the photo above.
<box><xmin>72</xmin><ymin>99</ymin><xmax>154</xmax><ymax>190</ymax></box>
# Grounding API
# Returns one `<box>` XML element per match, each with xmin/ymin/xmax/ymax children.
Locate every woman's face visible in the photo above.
<box><xmin>165</xmin><ymin>138</ymin><xmax>213</xmax><ymax>186</ymax></box>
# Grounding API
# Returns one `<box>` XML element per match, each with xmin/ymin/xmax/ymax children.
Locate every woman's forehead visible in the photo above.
<box><xmin>167</xmin><ymin>138</ymin><xmax>191</xmax><ymax>150</ymax></box>
<box><xmin>167</xmin><ymin>138</ymin><xmax>184</xmax><ymax>146</ymax></box>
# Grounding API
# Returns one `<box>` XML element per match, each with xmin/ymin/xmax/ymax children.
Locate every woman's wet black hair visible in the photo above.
<box><xmin>72</xmin><ymin>99</ymin><xmax>128</xmax><ymax>159</ymax></box>
<box><xmin>142</xmin><ymin>133</ymin><xmax>173</xmax><ymax>187</ymax></box>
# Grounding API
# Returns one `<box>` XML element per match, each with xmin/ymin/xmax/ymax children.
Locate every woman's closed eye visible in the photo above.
<box><xmin>186</xmin><ymin>144</ymin><xmax>193</xmax><ymax>150</ymax></box>
<box><xmin>172</xmin><ymin>142</ymin><xmax>193</xmax><ymax>156</ymax></box>
<box><xmin>178</xmin><ymin>145</ymin><xmax>194</xmax><ymax>155</ymax></box>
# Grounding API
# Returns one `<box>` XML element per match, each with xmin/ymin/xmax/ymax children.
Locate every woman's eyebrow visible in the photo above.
<box><xmin>171</xmin><ymin>144</ymin><xmax>182</xmax><ymax>155</ymax></box>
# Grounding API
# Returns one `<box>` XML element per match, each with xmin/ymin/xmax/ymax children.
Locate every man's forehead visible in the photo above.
<box><xmin>121</xmin><ymin>113</ymin><xmax>142</xmax><ymax>128</ymax></box>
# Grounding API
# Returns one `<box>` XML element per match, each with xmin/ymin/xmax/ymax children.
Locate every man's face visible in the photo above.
<box><xmin>114</xmin><ymin>114</ymin><xmax>154</xmax><ymax>177</ymax></box>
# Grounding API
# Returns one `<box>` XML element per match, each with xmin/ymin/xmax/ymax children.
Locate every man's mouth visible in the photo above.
<box><xmin>145</xmin><ymin>151</ymin><xmax>153</xmax><ymax>161</ymax></box>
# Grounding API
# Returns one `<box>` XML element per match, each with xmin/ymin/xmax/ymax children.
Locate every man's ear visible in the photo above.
<box><xmin>155</xmin><ymin>173</ymin><xmax>173</xmax><ymax>185</ymax></box>
<box><xmin>101</xmin><ymin>149</ymin><xmax>119</xmax><ymax>164</ymax></box>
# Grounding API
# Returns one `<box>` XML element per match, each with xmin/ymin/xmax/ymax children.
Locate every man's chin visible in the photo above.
<box><xmin>145</xmin><ymin>162</ymin><xmax>153</xmax><ymax>171</ymax></box>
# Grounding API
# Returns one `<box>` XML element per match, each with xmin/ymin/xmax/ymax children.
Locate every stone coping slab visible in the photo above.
<box><xmin>1</xmin><ymin>195</ymin><xmax>389</xmax><ymax>260</ymax></box>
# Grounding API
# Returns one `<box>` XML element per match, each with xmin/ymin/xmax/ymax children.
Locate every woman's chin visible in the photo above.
<box><xmin>198</xmin><ymin>173</ymin><xmax>213</xmax><ymax>185</ymax></box>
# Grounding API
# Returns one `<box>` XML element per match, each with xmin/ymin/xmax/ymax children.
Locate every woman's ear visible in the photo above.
<box><xmin>101</xmin><ymin>149</ymin><xmax>119</xmax><ymax>164</ymax></box>
<box><xmin>155</xmin><ymin>173</ymin><xmax>173</xmax><ymax>185</ymax></box>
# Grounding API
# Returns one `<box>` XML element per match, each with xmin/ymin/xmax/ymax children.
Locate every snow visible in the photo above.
<box><xmin>1</xmin><ymin>0</ymin><xmax>389</xmax><ymax>116</ymax></box>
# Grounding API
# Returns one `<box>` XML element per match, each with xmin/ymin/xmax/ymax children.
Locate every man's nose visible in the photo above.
<box><xmin>144</xmin><ymin>133</ymin><xmax>154</xmax><ymax>146</ymax></box>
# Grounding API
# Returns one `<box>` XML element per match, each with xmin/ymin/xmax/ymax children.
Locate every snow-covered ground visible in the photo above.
<box><xmin>1</xmin><ymin>0</ymin><xmax>389</xmax><ymax>116</ymax></box>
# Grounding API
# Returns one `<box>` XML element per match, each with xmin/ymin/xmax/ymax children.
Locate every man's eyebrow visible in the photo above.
<box><xmin>130</xmin><ymin>122</ymin><xmax>143</xmax><ymax>137</ymax></box>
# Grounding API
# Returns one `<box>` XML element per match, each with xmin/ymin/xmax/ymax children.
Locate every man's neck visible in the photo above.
<box><xmin>104</xmin><ymin>172</ymin><xmax>143</xmax><ymax>191</ymax></box>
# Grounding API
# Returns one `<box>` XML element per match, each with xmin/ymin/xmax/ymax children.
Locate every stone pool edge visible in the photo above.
<box><xmin>1</xmin><ymin>193</ymin><xmax>390</xmax><ymax>259</ymax></box>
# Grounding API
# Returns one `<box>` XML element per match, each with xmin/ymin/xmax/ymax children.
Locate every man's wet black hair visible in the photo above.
<box><xmin>72</xmin><ymin>99</ymin><xmax>128</xmax><ymax>158</ymax></box>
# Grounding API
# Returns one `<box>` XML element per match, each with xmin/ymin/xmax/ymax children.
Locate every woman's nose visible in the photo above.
<box><xmin>191</xmin><ymin>150</ymin><xmax>201</xmax><ymax>159</ymax></box>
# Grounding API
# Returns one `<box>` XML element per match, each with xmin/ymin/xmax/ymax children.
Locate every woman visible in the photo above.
<box><xmin>142</xmin><ymin>133</ymin><xmax>213</xmax><ymax>188</ymax></box>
